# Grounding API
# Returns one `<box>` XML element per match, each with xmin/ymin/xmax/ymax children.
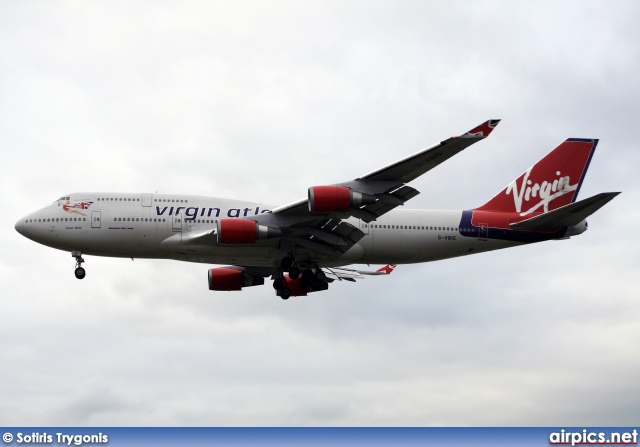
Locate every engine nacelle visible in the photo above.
<box><xmin>208</xmin><ymin>267</ymin><xmax>265</xmax><ymax>291</ymax></box>
<box><xmin>217</xmin><ymin>218</ymin><xmax>281</xmax><ymax>244</ymax></box>
<box><xmin>308</xmin><ymin>186</ymin><xmax>376</xmax><ymax>213</ymax></box>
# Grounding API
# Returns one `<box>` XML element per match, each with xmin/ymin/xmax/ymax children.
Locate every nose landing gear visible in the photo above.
<box><xmin>72</xmin><ymin>251</ymin><xmax>86</xmax><ymax>279</ymax></box>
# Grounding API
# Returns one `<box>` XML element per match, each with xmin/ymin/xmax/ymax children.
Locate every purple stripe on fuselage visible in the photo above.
<box><xmin>458</xmin><ymin>210</ymin><xmax>567</xmax><ymax>243</ymax></box>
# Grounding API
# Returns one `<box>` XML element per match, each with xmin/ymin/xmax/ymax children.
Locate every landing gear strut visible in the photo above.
<box><xmin>72</xmin><ymin>251</ymin><xmax>85</xmax><ymax>280</ymax></box>
<box><xmin>281</xmin><ymin>255</ymin><xmax>301</xmax><ymax>279</ymax></box>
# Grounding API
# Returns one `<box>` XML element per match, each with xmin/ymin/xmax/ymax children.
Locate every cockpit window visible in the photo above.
<box><xmin>55</xmin><ymin>196</ymin><xmax>70</xmax><ymax>202</ymax></box>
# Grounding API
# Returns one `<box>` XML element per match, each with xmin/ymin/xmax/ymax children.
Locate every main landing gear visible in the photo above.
<box><xmin>72</xmin><ymin>251</ymin><xmax>85</xmax><ymax>280</ymax></box>
<box><xmin>273</xmin><ymin>255</ymin><xmax>329</xmax><ymax>300</ymax></box>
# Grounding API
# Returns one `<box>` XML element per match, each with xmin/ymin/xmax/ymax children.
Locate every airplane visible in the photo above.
<box><xmin>15</xmin><ymin>120</ymin><xmax>620</xmax><ymax>299</ymax></box>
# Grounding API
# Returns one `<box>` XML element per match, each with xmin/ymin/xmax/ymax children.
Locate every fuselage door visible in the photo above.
<box><xmin>359</xmin><ymin>219</ymin><xmax>370</xmax><ymax>235</ymax></box>
<box><xmin>478</xmin><ymin>223</ymin><xmax>488</xmax><ymax>241</ymax></box>
<box><xmin>173</xmin><ymin>213</ymin><xmax>182</xmax><ymax>231</ymax></box>
<box><xmin>91</xmin><ymin>211</ymin><xmax>101</xmax><ymax>229</ymax></box>
<box><xmin>141</xmin><ymin>193</ymin><xmax>152</xmax><ymax>207</ymax></box>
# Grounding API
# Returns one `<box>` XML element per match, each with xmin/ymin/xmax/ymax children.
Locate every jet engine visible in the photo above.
<box><xmin>208</xmin><ymin>267</ymin><xmax>265</xmax><ymax>291</ymax></box>
<box><xmin>216</xmin><ymin>218</ymin><xmax>281</xmax><ymax>244</ymax></box>
<box><xmin>308</xmin><ymin>186</ymin><xmax>376</xmax><ymax>213</ymax></box>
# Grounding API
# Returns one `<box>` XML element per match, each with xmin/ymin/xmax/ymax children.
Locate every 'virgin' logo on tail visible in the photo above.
<box><xmin>506</xmin><ymin>169</ymin><xmax>577</xmax><ymax>215</ymax></box>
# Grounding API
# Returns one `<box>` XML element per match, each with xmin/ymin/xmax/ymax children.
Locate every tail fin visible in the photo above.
<box><xmin>475</xmin><ymin>138</ymin><xmax>597</xmax><ymax>216</ymax></box>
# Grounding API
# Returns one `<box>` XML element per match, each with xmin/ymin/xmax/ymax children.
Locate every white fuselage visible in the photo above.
<box><xmin>15</xmin><ymin>192</ymin><xmax>530</xmax><ymax>268</ymax></box>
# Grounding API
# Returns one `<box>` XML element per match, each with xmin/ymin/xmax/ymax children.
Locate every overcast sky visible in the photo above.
<box><xmin>1</xmin><ymin>1</ymin><xmax>639</xmax><ymax>426</ymax></box>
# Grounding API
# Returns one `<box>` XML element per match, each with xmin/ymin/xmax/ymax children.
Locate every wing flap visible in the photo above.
<box><xmin>510</xmin><ymin>192</ymin><xmax>620</xmax><ymax>229</ymax></box>
<box><xmin>352</xmin><ymin>185</ymin><xmax>420</xmax><ymax>223</ymax></box>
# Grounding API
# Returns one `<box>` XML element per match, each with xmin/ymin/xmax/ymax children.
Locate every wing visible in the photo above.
<box><xmin>269</xmin><ymin>119</ymin><xmax>500</xmax><ymax>218</ymax></box>
<box><xmin>358</xmin><ymin>119</ymin><xmax>501</xmax><ymax>183</ymax></box>
<box><xmin>254</xmin><ymin>120</ymin><xmax>501</xmax><ymax>262</ymax></box>
<box><xmin>323</xmin><ymin>264</ymin><xmax>398</xmax><ymax>282</ymax></box>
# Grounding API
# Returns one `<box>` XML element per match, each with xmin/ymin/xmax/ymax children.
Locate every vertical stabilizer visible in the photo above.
<box><xmin>475</xmin><ymin>138</ymin><xmax>597</xmax><ymax>216</ymax></box>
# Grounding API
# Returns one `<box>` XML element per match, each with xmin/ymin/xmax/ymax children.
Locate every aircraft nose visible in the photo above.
<box><xmin>15</xmin><ymin>218</ymin><xmax>25</xmax><ymax>236</ymax></box>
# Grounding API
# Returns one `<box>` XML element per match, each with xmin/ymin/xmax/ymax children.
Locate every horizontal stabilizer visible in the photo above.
<box><xmin>510</xmin><ymin>192</ymin><xmax>620</xmax><ymax>229</ymax></box>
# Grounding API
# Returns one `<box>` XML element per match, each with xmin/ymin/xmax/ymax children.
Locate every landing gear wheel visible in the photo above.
<box><xmin>289</xmin><ymin>267</ymin><xmax>301</xmax><ymax>280</ymax></box>
<box><xmin>72</xmin><ymin>251</ymin><xmax>86</xmax><ymax>280</ymax></box>
<box><xmin>280</xmin><ymin>288</ymin><xmax>291</xmax><ymax>300</ymax></box>
<box><xmin>314</xmin><ymin>269</ymin><xmax>326</xmax><ymax>281</ymax></box>
<box><xmin>75</xmin><ymin>267</ymin><xmax>86</xmax><ymax>280</ymax></box>
<box><xmin>273</xmin><ymin>277</ymin><xmax>284</xmax><ymax>290</ymax></box>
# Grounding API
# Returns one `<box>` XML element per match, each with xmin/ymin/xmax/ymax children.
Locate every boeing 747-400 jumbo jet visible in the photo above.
<box><xmin>15</xmin><ymin>120</ymin><xmax>619</xmax><ymax>299</ymax></box>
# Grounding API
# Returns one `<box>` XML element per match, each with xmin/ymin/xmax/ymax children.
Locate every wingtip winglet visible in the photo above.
<box><xmin>376</xmin><ymin>264</ymin><xmax>397</xmax><ymax>275</ymax></box>
<box><xmin>462</xmin><ymin>119</ymin><xmax>501</xmax><ymax>138</ymax></box>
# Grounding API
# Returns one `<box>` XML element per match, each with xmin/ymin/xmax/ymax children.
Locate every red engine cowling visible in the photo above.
<box><xmin>208</xmin><ymin>267</ymin><xmax>264</xmax><ymax>291</ymax></box>
<box><xmin>208</xmin><ymin>268</ymin><xmax>244</xmax><ymax>290</ymax></box>
<box><xmin>308</xmin><ymin>186</ymin><xmax>376</xmax><ymax>213</ymax></box>
<box><xmin>217</xmin><ymin>218</ymin><xmax>281</xmax><ymax>244</ymax></box>
<box><xmin>308</xmin><ymin>186</ymin><xmax>351</xmax><ymax>213</ymax></box>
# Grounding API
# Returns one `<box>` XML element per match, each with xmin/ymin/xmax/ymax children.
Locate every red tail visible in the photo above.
<box><xmin>475</xmin><ymin>138</ymin><xmax>597</xmax><ymax>216</ymax></box>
